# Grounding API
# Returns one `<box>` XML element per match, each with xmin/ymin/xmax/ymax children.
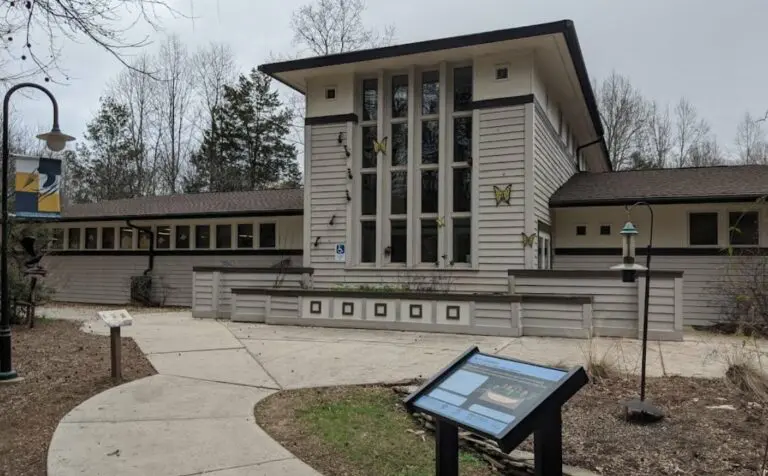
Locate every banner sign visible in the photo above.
<box><xmin>14</xmin><ymin>155</ymin><xmax>62</xmax><ymax>220</ymax></box>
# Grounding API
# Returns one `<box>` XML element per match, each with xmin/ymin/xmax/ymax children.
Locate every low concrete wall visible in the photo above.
<box><xmin>191</xmin><ymin>266</ymin><xmax>312</xmax><ymax>318</ymax></box>
<box><xmin>509</xmin><ymin>270</ymin><xmax>684</xmax><ymax>341</ymax></box>
<box><xmin>228</xmin><ymin>288</ymin><xmax>596</xmax><ymax>338</ymax></box>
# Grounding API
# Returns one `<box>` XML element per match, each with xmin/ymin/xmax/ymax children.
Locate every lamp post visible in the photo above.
<box><xmin>610</xmin><ymin>201</ymin><xmax>663</xmax><ymax>422</ymax></box>
<box><xmin>0</xmin><ymin>83</ymin><xmax>74</xmax><ymax>381</ymax></box>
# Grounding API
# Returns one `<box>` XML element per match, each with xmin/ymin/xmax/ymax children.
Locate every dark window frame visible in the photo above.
<box><xmin>237</xmin><ymin>223</ymin><xmax>254</xmax><ymax>249</ymax></box>
<box><xmin>576</xmin><ymin>225</ymin><xmax>587</xmax><ymax>236</ymax></box>
<box><xmin>599</xmin><ymin>225</ymin><xmax>611</xmax><ymax>236</ymax></box>
<box><xmin>729</xmin><ymin>211</ymin><xmax>759</xmax><ymax>246</ymax></box>
<box><xmin>67</xmin><ymin>228</ymin><xmax>81</xmax><ymax>250</ymax></box>
<box><xmin>84</xmin><ymin>227</ymin><xmax>98</xmax><ymax>250</ymax></box>
<box><xmin>175</xmin><ymin>225</ymin><xmax>191</xmax><ymax>249</ymax></box>
<box><xmin>155</xmin><ymin>225</ymin><xmax>171</xmax><ymax>249</ymax></box>
<box><xmin>215</xmin><ymin>224</ymin><xmax>232</xmax><ymax>249</ymax></box>
<box><xmin>195</xmin><ymin>225</ymin><xmax>211</xmax><ymax>249</ymax></box>
<box><xmin>119</xmin><ymin>227</ymin><xmax>133</xmax><ymax>250</ymax></box>
<box><xmin>259</xmin><ymin>222</ymin><xmax>276</xmax><ymax>249</ymax></box>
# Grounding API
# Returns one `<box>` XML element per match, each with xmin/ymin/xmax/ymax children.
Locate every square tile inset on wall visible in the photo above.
<box><xmin>399</xmin><ymin>300</ymin><xmax>433</xmax><ymax>324</ymax></box>
<box><xmin>333</xmin><ymin>299</ymin><xmax>363</xmax><ymax>320</ymax></box>
<box><xmin>302</xmin><ymin>298</ymin><xmax>330</xmax><ymax>319</ymax></box>
<box><xmin>436</xmin><ymin>302</ymin><xmax>470</xmax><ymax>326</ymax></box>
<box><xmin>365</xmin><ymin>300</ymin><xmax>396</xmax><ymax>321</ymax></box>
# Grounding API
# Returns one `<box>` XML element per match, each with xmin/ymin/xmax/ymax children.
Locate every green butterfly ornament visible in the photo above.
<box><xmin>373</xmin><ymin>136</ymin><xmax>388</xmax><ymax>155</ymax></box>
<box><xmin>493</xmin><ymin>184</ymin><xmax>512</xmax><ymax>206</ymax></box>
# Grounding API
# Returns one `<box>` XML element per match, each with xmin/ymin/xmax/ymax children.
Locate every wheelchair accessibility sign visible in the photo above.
<box><xmin>335</xmin><ymin>243</ymin><xmax>346</xmax><ymax>262</ymax></box>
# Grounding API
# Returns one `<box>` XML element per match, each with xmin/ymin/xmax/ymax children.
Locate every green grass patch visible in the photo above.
<box><xmin>256</xmin><ymin>386</ymin><xmax>493</xmax><ymax>476</ymax></box>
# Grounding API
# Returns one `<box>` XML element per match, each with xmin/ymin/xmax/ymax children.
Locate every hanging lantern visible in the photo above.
<box><xmin>610</xmin><ymin>221</ymin><xmax>646</xmax><ymax>282</ymax></box>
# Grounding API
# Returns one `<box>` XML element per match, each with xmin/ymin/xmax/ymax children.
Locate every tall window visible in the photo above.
<box><xmin>175</xmin><ymin>225</ymin><xmax>190</xmax><ymax>249</ymax></box>
<box><xmin>259</xmin><ymin>223</ymin><xmax>276</xmax><ymax>248</ymax></box>
<box><xmin>138</xmin><ymin>230</ymin><xmax>151</xmax><ymax>250</ymax></box>
<box><xmin>156</xmin><ymin>226</ymin><xmax>170</xmax><ymax>249</ymax></box>
<box><xmin>216</xmin><ymin>224</ymin><xmax>232</xmax><ymax>249</ymax></box>
<box><xmin>195</xmin><ymin>225</ymin><xmax>210</xmax><ymax>249</ymax></box>
<box><xmin>51</xmin><ymin>228</ymin><xmax>63</xmax><ymax>250</ymax></box>
<box><xmin>360</xmin><ymin>78</ymin><xmax>378</xmax><ymax>263</ymax></box>
<box><xmin>420</xmin><ymin>70</ymin><xmax>440</xmax><ymax>263</ymax></box>
<box><xmin>68</xmin><ymin>228</ymin><xmax>81</xmax><ymax>250</ymax></box>
<box><xmin>450</xmin><ymin>66</ymin><xmax>472</xmax><ymax>264</ymax></box>
<box><xmin>120</xmin><ymin>227</ymin><xmax>133</xmax><ymax>249</ymax></box>
<box><xmin>84</xmin><ymin>227</ymin><xmax>98</xmax><ymax>249</ymax></box>
<box><xmin>101</xmin><ymin>227</ymin><xmax>115</xmax><ymax>250</ymax></box>
<box><xmin>689</xmin><ymin>213</ymin><xmax>718</xmax><ymax>246</ymax></box>
<box><xmin>237</xmin><ymin>224</ymin><xmax>253</xmax><ymax>248</ymax></box>
<box><xmin>389</xmin><ymin>74</ymin><xmax>408</xmax><ymax>264</ymax></box>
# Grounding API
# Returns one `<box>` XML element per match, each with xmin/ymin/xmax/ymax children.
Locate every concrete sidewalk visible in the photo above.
<box><xmin>46</xmin><ymin>310</ymin><xmax>765</xmax><ymax>476</ymax></box>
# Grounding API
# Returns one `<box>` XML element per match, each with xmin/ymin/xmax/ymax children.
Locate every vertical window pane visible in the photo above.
<box><xmin>391</xmin><ymin>171</ymin><xmax>407</xmax><ymax>215</ymax></box>
<box><xmin>119</xmin><ymin>227</ymin><xmax>133</xmax><ymax>250</ymax></box>
<box><xmin>259</xmin><ymin>223</ymin><xmax>276</xmax><ymax>248</ymax></box>
<box><xmin>390</xmin><ymin>220</ymin><xmax>407</xmax><ymax>263</ymax></box>
<box><xmin>453</xmin><ymin>218</ymin><xmax>471</xmax><ymax>264</ymax></box>
<box><xmin>391</xmin><ymin>75</ymin><xmax>408</xmax><ymax>118</ymax></box>
<box><xmin>538</xmin><ymin>236</ymin><xmax>544</xmax><ymax>269</ymax></box>
<box><xmin>454</xmin><ymin>116</ymin><xmax>472</xmax><ymax>162</ymax></box>
<box><xmin>421</xmin><ymin>71</ymin><xmax>439</xmax><ymax>115</ymax></box>
<box><xmin>237</xmin><ymin>224</ymin><xmax>254</xmax><ymax>248</ymax></box>
<box><xmin>362</xmin><ymin>78</ymin><xmax>378</xmax><ymax>121</ymax></box>
<box><xmin>84</xmin><ymin>227</ymin><xmax>97</xmax><ymax>249</ymax></box>
<box><xmin>452</xmin><ymin>168</ymin><xmax>471</xmax><ymax>212</ymax></box>
<box><xmin>362</xmin><ymin>125</ymin><xmax>377</xmax><ymax>168</ymax></box>
<box><xmin>391</xmin><ymin>122</ymin><xmax>408</xmax><ymax>166</ymax></box>
<box><xmin>421</xmin><ymin>171</ymin><xmax>439</xmax><ymax>213</ymax></box>
<box><xmin>102</xmin><ymin>228</ymin><xmax>115</xmax><ymax>250</ymax></box>
<box><xmin>453</xmin><ymin>66</ymin><xmax>473</xmax><ymax>110</ymax></box>
<box><xmin>361</xmin><ymin>173</ymin><xmax>377</xmax><ymax>216</ymax></box>
<box><xmin>729</xmin><ymin>211</ymin><xmax>759</xmax><ymax>246</ymax></box>
<box><xmin>361</xmin><ymin>221</ymin><xmax>376</xmax><ymax>263</ymax></box>
<box><xmin>138</xmin><ymin>230</ymin><xmax>151</xmax><ymax>250</ymax></box>
<box><xmin>68</xmin><ymin>228</ymin><xmax>81</xmax><ymax>250</ymax></box>
<box><xmin>156</xmin><ymin>226</ymin><xmax>170</xmax><ymax>249</ymax></box>
<box><xmin>421</xmin><ymin>120</ymin><xmax>439</xmax><ymax>164</ymax></box>
<box><xmin>195</xmin><ymin>225</ymin><xmax>210</xmax><ymax>249</ymax></box>
<box><xmin>51</xmin><ymin>228</ymin><xmax>63</xmax><ymax>250</ymax></box>
<box><xmin>176</xmin><ymin>225</ymin><xmax>190</xmax><ymax>249</ymax></box>
<box><xmin>216</xmin><ymin>224</ymin><xmax>232</xmax><ymax>249</ymax></box>
<box><xmin>421</xmin><ymin>220</ymin><xmax>438</xmax><ymax>263</ymax></box>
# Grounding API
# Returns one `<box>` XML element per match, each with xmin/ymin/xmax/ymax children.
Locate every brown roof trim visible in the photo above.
<box><xmin>550</xmin><ymin>194</ymin><xmax>766</xmax><ymax>208</ymax></box>
<box><xmin>456</xmin><ymin>94</ymin><xmax>533</xmax><ymax>111</ymax></box>
<box><xmin>50</xmin><ymin>249</ymin><xmax>303</xmax><ymax>257</ymax></box>
<box><xmin>193</xmin><ymin>266</ymin><xmax>313</xmax><ymax>274</ymax></box>
<box><xmin>509</xmin><ymin>269</ymin><xmax>684</xmax><ymax>278</ymax></box>
<box><xmin>57</xmin><ymin>208</ymin><xmax>303</xmax><ymax>223</ymax></box>
<box><xmin>259</xmin><ymin>20</ymin><xmax>607</xmax><ymax>167</ymax></box>
<box><xmin>305</xmin><ymin>113</ymin><xmax>358</xmax><ymax>126</ymax></box>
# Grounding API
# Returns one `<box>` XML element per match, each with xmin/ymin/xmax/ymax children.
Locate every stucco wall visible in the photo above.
<box><xmin>306</xmin><ymin>74</ymin><xmax>356</xmax><ymax>118</ymax></box>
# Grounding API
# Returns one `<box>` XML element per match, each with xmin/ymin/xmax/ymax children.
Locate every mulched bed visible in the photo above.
<box><xmin>256</xmin><ymin>376</ymin><xmax>768</xmax><ymax>476</ymax></box>
<box><xmin>0</xmin><ymin>319</ymin><xmax>155</xmax><ymax>476</ymax></box>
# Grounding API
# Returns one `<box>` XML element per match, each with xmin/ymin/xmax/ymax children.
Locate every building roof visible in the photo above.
<box><xmin>259</xmin><ymin>19</ymin><xmax>609</xmax><ymax>170</ymax></box>
<box><xmin>59</xmin><ymin>188</ymin><xmax>304</xmax><ymax>222</ymax></box>
<box><xmin>550</xmin><ymin>165</ymin><xmax>768</xmax><ymax>207</ymax></box>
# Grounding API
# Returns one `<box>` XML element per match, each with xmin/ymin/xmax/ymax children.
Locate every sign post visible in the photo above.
<box><xmin>404</xmin><ymin>347</ymin><xmax>588</xmax><ymax>476</ymax></box>
<box><xmin>97</xmin><ymin>310</ymin><xmax>134</xmax><ymax>382</ymax></box>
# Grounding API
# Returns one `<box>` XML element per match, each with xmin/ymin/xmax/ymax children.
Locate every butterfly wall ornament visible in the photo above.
<box><xmin>373</xmin><ymin>136</ymin><xmax>388</xmax><ymax>155</ymax></box>
<box><xmin>521</xmin><ymin>232</ymin><xmax>537</xmax><ymax>248</ymax></box>
<box><xmin>435</xmin><ymin>216</ymin><xmax>445</xmax><ymax>228</ymax></box>
<box><xmin>493</xmin><ymin>184</ymin><xmax>512</xmax><ymax>206</ymax></box>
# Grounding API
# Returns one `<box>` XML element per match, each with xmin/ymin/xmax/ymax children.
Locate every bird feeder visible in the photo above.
<box><xmin>610</xmin><ymin>221</ymin><xmax>646</xmax><ymax>283</ymax></box>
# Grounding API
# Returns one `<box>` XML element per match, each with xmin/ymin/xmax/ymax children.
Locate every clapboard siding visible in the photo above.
<box><xmin>307</xmin><ymin>107</ymin><xmax>528</xmax><ymax>293</ymax></box>
<box><xmin>219</xmin><ymin>272</ymin><xmax>303</xmax><ymax>315</ymax></box>
<box><xmin>44</xmin><ymin>254</ymin><xmax>298</xmax><ymax>306</ymax></box>
<box><xmin>308</xmin><ymin>123</ymin><xmax>348</xmax><ymax>276</ymax></box>
<box><xmin>553</xmin><ymin>254</ymin><xmax>740</xmax><ymax>326</ymax></box>
<box><xmin>514</xmin><ymin>275</ymin><xmax>638</xmax><ymax>332</ymax></box>
<box><xmin>532</xmin><ymin>102</ymin><xmax>575</xmax><ymax>227</ymax></box>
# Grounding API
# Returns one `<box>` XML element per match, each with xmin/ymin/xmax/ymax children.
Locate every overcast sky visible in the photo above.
<box><xmin>13</xmin><ymin>0</ymin><xmax>768</xmax><ymax>158</ymax></box>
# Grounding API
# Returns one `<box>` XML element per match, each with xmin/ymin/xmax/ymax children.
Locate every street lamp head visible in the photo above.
<box><xmin>36</xmin><ymin>127</ymin><xmax>75</xmax><ymax>152</ymax></box>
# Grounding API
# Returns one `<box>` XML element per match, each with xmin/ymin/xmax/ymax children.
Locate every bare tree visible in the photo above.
<box><xmin>645</xmin><ymin>101</ymin><xmax>674</xmax><ymax>168</ymax></box>
<box><xmin>153</xmin><ymin>35</ymin><xmax>194</xmax><ymax>194</ymax></box>
<box><xmin>110</xmin><ymin>54</ymin><xmax>160</xmax><ymax>196</ymax></box>
<box><xmin>673</xmin><ymin>98</ymin><xmax>710</xmax><ymax>168</ymax></box>
<box><xmin>191</xmin><ymin>42</ymin><xmax>236</xmax><ymax>134</ymax></box>
<box><xmin>595</xmin><ymin>72</ymin><xmax>649</xmax><ymax>170</ymax></box>
<box><xmin>0</xmin><ymin>0</ymin><xmax>179</xmax><ymax>83</ymax></box>
<box><xmin>290</xmin><ymin>0</ymin><xmax>394</xmax><ymax>57</ymax></box>
<box><xmin>735</xmin><ymin>111</ymin><xmax>768</xmax><ymax>165</ymax></box>
<box><xmin>688</xmin><ymin>138</ymin><xmax>725</xmax><ymax>167</ymax></box>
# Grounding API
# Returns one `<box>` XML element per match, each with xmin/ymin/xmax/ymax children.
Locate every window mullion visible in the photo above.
<box><xmin>437</xmin><ymin>62</ymin><xmax>448</xmax><ymax>267</ymax></box>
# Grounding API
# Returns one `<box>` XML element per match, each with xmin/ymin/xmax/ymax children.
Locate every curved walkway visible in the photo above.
<box><xmin>46</xmin><ymin>310</ymin><xmax>765</xmax><ymax>476</ymax></box>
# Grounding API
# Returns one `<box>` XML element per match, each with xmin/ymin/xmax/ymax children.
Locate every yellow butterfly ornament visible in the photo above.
<box><xmin>373</xmin><ymin>136</ymin><xmax>388</xmax><ymax>155</ymax></box>
<box><xmin>521</xmin><ymin>232</ymin><xmax>536</xmax><ymax>248</ymax></box>
<box><xmin>493</xmin><ymin>184</ymin><xmax>512</xmax><ymax>206</ymax></box>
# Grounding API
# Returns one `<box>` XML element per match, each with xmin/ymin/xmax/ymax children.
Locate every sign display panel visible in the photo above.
<box><xmin>413</xmin><ymin>353</ymin><xmax>567</xmax><ymax>437</ymax></box>
<box><xmin>14</xmin><ymin>155</ymin><xmax>62</xmax><ymax>219</ymax></box>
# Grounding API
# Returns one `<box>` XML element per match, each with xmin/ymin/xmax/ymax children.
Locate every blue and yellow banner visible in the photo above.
<box><xmin>14</xmin><ymin>155</ymin><xmax>62</xmax><ymax>219</ymax></box>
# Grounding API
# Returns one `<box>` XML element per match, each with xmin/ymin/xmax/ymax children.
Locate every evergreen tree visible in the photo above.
<box><xmin>66</xmin><ymin>97</ymin><xmax>144</xmax><ymax>203</ymax></box>
<box><xmin>185</xmin><ymin>69</ymin><xmax>301</xmax><ymax>192</ymax></box>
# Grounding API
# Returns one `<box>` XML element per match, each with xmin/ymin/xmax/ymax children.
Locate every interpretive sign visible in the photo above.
<box><xmin>98</xmin><ymin>309</ymin><xmax>133</xmax><ymax>328</ymax></box>
<box><xmin>404</xmin><ymin>346</ymin><xmax>588</xmax><ymax>476</ymax></box>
